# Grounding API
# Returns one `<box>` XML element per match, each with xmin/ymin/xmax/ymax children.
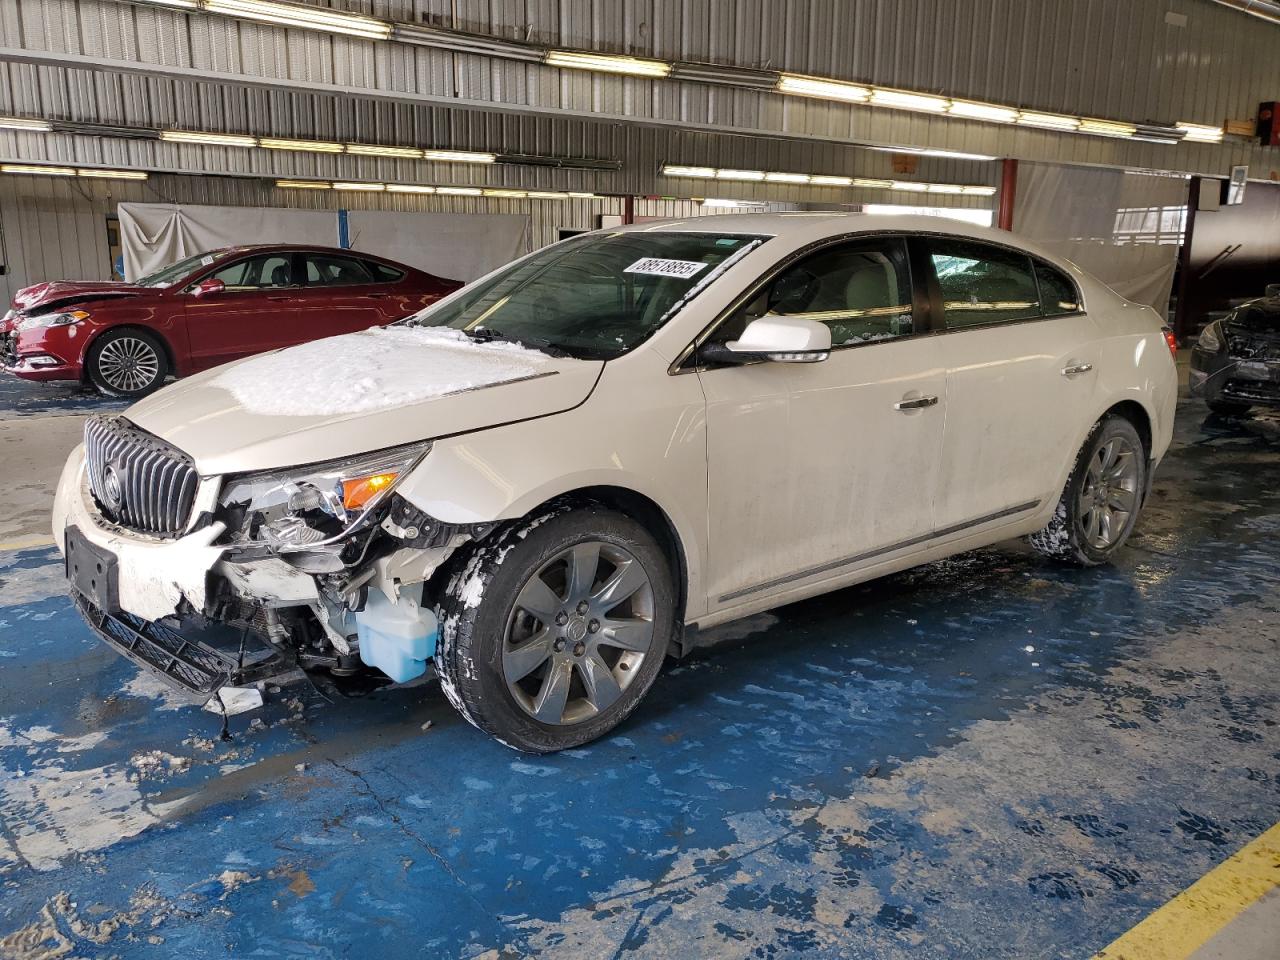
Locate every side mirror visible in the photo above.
<box><xmin>702</xmin><ymin>316</ymin><xmax>831</xmax><ymax>365</ymax></box>
<box><xmin>192</xmin><ymin>278</ymin><xmax>225</xmax><ymax>298</ymax></box>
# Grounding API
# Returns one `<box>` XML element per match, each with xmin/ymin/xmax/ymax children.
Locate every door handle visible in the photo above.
<box><xmin>894</xmin><ymin>395</ymin><xmax>939</xmax><ymax>411</ymax></box>
<box><xmin>1061</xmin><ymin>361</ymin><xmax>1093</xmax><ymax>377</ymax></box>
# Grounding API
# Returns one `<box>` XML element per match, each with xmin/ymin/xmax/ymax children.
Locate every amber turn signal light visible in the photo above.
<box><xmin>341</xmin><ymin>472</ymin><xmax>398</xmax><ymax>511</ymax></box>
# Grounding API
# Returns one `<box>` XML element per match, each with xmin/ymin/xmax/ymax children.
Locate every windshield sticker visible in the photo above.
<box><xmin>200</xmin><ymin>255</ymin><xmax>215</xmax><ymax>266</ymax></box>
<box><xmin>624</xmin><ymin>257</ymin><xmax>710</xmax><ymax>280</ymax></box>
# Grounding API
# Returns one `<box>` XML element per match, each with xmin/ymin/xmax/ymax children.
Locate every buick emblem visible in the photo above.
<box><xmin>102</xmin><ymin>465</ymin><xmax>124</xmax><ymax>511</ymax></box>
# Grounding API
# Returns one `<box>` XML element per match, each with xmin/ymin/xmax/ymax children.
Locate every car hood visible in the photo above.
<box><xmin>9</xmin><ymin>280</ymin><xmax>153</xmax><ymax>319</ymax></box>
<box><xmin>123</xmin><ymin>326</ymin><xmax>604</xmax><ymax>476</ymax></box>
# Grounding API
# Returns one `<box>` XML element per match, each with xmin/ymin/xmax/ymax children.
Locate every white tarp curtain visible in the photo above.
<box><xmin>118</xmin><ymin>203</ymin><xmax>336</xmax><ymax>280</ymax></box>
<box><xmin>1014</xmin><ymin>162</ymin><xmax>1188</xmax><ymax>311</ymax></box>
<box><xmin>342</xmin><ymin>210</ymin><xmax>530</xmax><ymax>283</ymax></box>
<box><xmin>117</xmin><ymin>203</ymin><xmax>532</xmax><ymax>285</ymax></box>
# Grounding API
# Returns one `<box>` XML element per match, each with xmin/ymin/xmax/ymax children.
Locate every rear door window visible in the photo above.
<box><xmin>926</xmin><ymin>238</ymin><xmax>1041</xmax><ymax>329</ymax></box>
<box><xmin>303</xmin><ymin>254</ymin><xmax>376</xmax><ymax>286</ymax></box>
<box><xmin>367</xmin><ymin>262</ymin><xmax>405</xmax><ymax>282</ymax></box>
<box><xmin>1034</xmin><ymin>261</ymin><xmax>1082</xmax><ymax>316</ymax></box>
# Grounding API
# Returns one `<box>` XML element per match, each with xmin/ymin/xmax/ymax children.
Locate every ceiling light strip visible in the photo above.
<box><xmin>662</xmin><ymin>164</ymin><xmax>994</xmax><ymax>197</ymax></box>
<box><xmin>203</xmin><ymin>0</ymin><xmax>391</xmax><ymax>39</ymax></box>
<box><xmin>544</xmin><ymin>50</ymin><xmax>671</xmax><ymax>77</ymax></box>
<box><xmin>281</xmin><ymin>179</ymin><xmax>600</xmax><ymax>198</ymax></box>
<box><xmin>0</xmin><ymin>163</ymin><xmax>148</xmax><ymax>180</ymax></box>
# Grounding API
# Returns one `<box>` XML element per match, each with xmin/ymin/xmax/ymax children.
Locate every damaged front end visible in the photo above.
<box><xmin>59</xmin><ymin>417</ymin><xmax>491</xmax><ymax>707</ymax></box>
<box><xmin>1190</xmin><ymin>295</ymin><xmax>1280</xmax><ymax>406</ymax></box>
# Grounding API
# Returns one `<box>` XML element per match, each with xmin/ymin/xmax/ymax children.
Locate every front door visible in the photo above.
<box><xmin>919</xmin><ymin>236</ymin><xmax>1101</xmax><ymax>530</ymax></box>
<box><xmin>183</xmin><ymin>251</ymin><xmax>302</xmax><ymax>370</ymax></box>
<box><xmin>698</xmin><ymin>235</ymin><xmax>947</xmax><ymax>611</ymax></box>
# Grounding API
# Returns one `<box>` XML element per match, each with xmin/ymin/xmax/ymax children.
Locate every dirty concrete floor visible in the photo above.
<box><xmin>0</xmin><ymin>373</ymin><xmax>1277</xmax><ymax>958</ymax></box>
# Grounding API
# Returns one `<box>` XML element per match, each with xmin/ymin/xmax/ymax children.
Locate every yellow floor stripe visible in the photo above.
<box><xmin>0</xmin><ymin>534</ymin><xmax>55</xmax><ymax>552</ymax></box>
<box><xmin>1094</xmin><ymin>821</ymin><xmax>1280</xmax><ymax>960</ymax></box>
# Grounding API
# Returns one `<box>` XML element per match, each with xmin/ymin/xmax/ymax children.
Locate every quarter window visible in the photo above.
<box><xmin>303</xmin><ymin>254</ymin><xmax>375</xmax><ymax>286</ymax></box>
<box><xmin>714</xmin><ymin>237</ymin><xmax>914</xmax><ymax>348</ymax></box>
<box><xmin>208</xmin><ymin>254</ymin><xmax>294</xmax><ymax>289</ymax></box>
<box><xmin>368</xmin><ymin>262</ymin><xmax>405</xmax><ymax>282</ymax></box>
<box><xmin>928</xmin><ymin>238</ymin><xmax>1041</xmax><ymax>329</ymax></box>
<box><xmin>1035</xmin><ymin>261</ymin><xmax>1082</xmax><ymax>316</ymax></box>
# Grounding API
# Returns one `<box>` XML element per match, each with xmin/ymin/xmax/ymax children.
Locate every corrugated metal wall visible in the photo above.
<box><xmin>0</xmin><ymin>0</ymin><xmax>1274</xmax><ymax>178</ymax></box>
<box><xmin>0</xmin><ymin>174</ymin><xmax>797</xmax><ymax>298</ymax></box>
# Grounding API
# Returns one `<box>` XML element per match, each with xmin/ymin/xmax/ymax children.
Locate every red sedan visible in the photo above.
<box><xmin>1</xmin><ymin>245</ymin><xmax>462</xmax><ymax>397</ymax></box>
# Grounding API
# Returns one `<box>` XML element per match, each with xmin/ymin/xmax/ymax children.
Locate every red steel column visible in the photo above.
<box><xmin>997</xmin><ymin>158</ymin><xmax>1018</xmax><ymax>231</ymax></box>
<box><xmin>623</xmin><ymin>195</ymin><xmax>635</xmax><ymax>225</ymax></box>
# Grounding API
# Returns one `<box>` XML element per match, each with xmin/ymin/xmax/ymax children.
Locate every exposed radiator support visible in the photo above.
<box><xmin>1209</xmin><ymin>0</ymin><xmax>1280</xmax><ymax>25</ymax></box>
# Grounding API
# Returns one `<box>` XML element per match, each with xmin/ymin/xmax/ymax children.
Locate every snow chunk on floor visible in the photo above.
<box><xmin>211</xmin><ymin>326</ymin><xmax>553</xmax><ymax>418</ymax></box>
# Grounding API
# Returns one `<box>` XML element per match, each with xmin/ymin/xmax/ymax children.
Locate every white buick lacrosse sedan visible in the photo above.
<box><xmin>53</xmin><ymin>214</ymin><xmax>1178</xmax><ymax>751</ymax></box>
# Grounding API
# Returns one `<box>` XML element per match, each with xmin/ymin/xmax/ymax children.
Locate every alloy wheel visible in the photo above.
<box><xmin>1079</xmin><ymin>436</ymin><xmax>1140</xmax><ymax>550</ymax></box>
<box><xmin>97</xmin><ymin>337</ymin><xmax>161</xmax><ymax>392</ymax></box>
<box><xmin>502</xmin><ymin>540</ymin><xmax>656</xmax><ymax>726</ymax></box>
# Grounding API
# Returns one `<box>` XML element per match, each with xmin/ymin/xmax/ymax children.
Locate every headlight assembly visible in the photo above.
<box><xmin>218</xmin><ymin>442</ymin><xmax>431</xmax><ymax>553</ymax></box>
<box><xmin>1197</xmin><ymin>322</ymin><xmax>1221</xmax><ymax>353</ymax></box>
<box><xmin>14</xmin><ymin>310</ymin><xmax>89</xmax><ymax>333</ymax></box>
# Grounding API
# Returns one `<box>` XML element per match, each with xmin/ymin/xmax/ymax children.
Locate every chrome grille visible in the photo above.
<box><xmin>83</xmin><ymin>416</ymin><xmax>199</xmax><ymax>538</ymax></box>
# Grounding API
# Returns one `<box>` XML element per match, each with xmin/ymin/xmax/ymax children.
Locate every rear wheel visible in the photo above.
<box><xmin>435</xmin><ymin>505</ymin><xmax>675</xmax><ymax>753</ymax></box>
<box><xmin>87</xmin><ymin>329</ymin><xmax>169</xmax><ymax>397</ymax></box>
<box><xmin>1029</xmin><ymin>415</ymin><xmax>1146</xmax><ymax>566</ymax></box>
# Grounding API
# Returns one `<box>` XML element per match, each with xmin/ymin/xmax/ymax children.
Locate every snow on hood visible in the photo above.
<box><xmin>210</xmin><ymin>326</ymin><xmax>555</xmax><ymax>417</ymax></box>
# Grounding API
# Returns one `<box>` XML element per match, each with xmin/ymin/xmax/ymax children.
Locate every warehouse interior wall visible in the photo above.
<box><xmin>1014</xmin><ymin>162</ymin><xmax>1189</xmax><ymax>311</ymax></box>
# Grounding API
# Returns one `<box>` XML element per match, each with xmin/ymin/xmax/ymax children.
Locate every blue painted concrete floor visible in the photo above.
<box><xmin>1</xmin><ymin>396</ymin><xmax>1278</xmax><ymax>959</ymax></box>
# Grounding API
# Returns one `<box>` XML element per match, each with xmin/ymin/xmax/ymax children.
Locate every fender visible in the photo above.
<box><xmin>394</xmin><ymin>357</ymin><xmax>713</xmax><ymax>618</ymax></box>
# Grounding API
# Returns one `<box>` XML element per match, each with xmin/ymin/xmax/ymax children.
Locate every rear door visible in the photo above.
<box><xmin>296</xmin><ymin>252</ymin><xmax>395</xmax><ymax>337</ymax></box>
<box><xmin>919</xmin><ymin>235</ymin><xmax>1100</xmax><ymax>531</ymax></box>
<box><xmin>699</xmin><ymin>235</ymin><xmax>947</xmax><ymax>610</ymax></box>
<box><xmin>183</xmin><ymin>251</ymin><xmax>302</xmax><ymax>370</ymax></box>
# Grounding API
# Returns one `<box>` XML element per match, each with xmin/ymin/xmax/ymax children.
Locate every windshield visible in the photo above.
<box><xmin>136</xmin><ymin>250</ymin><xmax>230</xmax><ymax>288</ymax></box>
<box><xmin>403</xmin><ymin>231</ymin><xmax>768</xmax><ymax>359</ymax></box>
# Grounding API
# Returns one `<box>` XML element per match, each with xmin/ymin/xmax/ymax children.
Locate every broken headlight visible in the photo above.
<box><xmin>217</xmin><ymin>442</ymin><xmax>431</xmax><ymax>553</ymax></box>
<box><xmin>1197</xmin><ymin>321</ymin><xmax>1221</xmax><ymax>353</ymax></box>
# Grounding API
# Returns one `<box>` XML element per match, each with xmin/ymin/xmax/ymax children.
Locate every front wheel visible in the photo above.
<box><xmin>1028</xmin><ymin>415</ymin><xmax>1147</xmax><ymax>566</ymax></box>
<box><xmin>435</xmin><ymin>505</ymin><xmax>675</xmax><ymax>753</ymax></box>
<box><xmin>86</xmin><ymin>328</ymin><xmax>169</xmax><ymax>397</ymax></box>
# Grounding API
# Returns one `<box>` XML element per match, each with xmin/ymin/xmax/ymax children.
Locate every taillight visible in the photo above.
<box><xmin>1161</xmin><ymin>325</ymin><xmax>1178</xmax><ymax>360</ymax></box>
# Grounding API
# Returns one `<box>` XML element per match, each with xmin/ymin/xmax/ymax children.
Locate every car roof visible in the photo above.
<box><xmin>615</xmin><ymin>212</ymin><xmax>1076</xmax><ymax>274</ymax></box>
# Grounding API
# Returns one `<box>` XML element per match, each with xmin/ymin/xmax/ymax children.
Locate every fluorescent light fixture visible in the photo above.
<box><xmin>345</xmin><ymin>143</ymin><xmax>424</xmax><ymax>158</ymax></box>
<box><xmin>0</xmin><ymin>116</ymin><xmax>53</xmax><ymax>132</ymax></box>
<box><xmin>809</xmin><ymin>175</ymin><xmax>853</xmax><ymax>186</ymax></box>
<box><xmin>332</xmin><ymin>181</ymin><xmax>385</xmax><ymax>191</ymax></box>
<box><xmin>260</xmin><ymin>137</ymin><xmax>343</xmax><ymax>153</ymax></box>
<box><xmin>662</xmin><ymin>165</ymin><xmax>716</xmax><ymax>178</ymax></box>
<box><xmin>776</xmin><ymin>74</ymin><xmax>871</xmax><ymax>103</ymax></box>
<box><xmin>1176</xmin><ymin>121</ymin><xmax>1224</xmax><ymax>143</ymax></box>
<box><xmin>144</xmin><ymin>0</ymin><xmax>200</xmax><ymax>7</ymax></box>
<box><xmin>161</xmin><ymin>129</ymin><xmax>258</xmax><ymax>147</ymax></box>
<box><xmin>275</xmin><ymin>179</ymin><xmax>330</xmax><ymax>189</ymax></box>
<box><xmin>716</xmin><ymin>169</ymin><xmax>766</xmax><ymax>181</ymax></box>
<box><xmin>527</xmin><ymin>191</ymin><xmax>570</xmax><ymax>199</ymax></box>
<box><xmin>386</xmin><ymin>183</ymin><xmax>437</xmax><ymax>194</ymax></box>
<box><xmin>853</xmin><ymin>178</ymin><xmax>895</xmax><ymax>189</ymax></box>
<box><xmin>78</xmin><ymin>168</ymin><xmax>148</xmax><ymax>180</ymax></box>
<box><xmin>567</xmin><ymin>192</ymin><xmax>599</xmax><ymax>199</ymax></box>
<box><xmin>948</xmin><ymin>100</ymin><xmax>1018</xmax><ymax>123</ymax></box>
<box><xmin>1017</xmin><ymin>112</ymin><xmax>1081</xmax><ymax>130</ymax></box>
<box><xmin>866</xmin><ymin>145</ymin><xmax>998</xmax><ymax>162</ymax></box>
<box><xmin>1</xmin><ymin>164</ymin><xmax>75</xmax><ymax>176</ymax></box>
<box><xmin>890</xmin><ymin>180</ymin><xmax>931</xmax><ymax>192</ymax></box>
<box><xmin>1079</xmin><ymin>118</ymin><xmax>1136</xmax><ymax>138</ymax></box>
<box><xmin>422</xmin><ymin>149</ymin><xmax>497</xmax><ymax>163</ymax></box>
<box><xmin>437</xmin><ymin>186</ymin><xmax>482</xmax><ymax>195</ymax></box>
<box><xmin>925</xmin><ymin>183</ymin><xmax>964</xmax><ymax>194</ymax></box>
<box><xmin>870</xmin><ymin>88</ymin><xmax>948</xmax><ymax>112</ymax></box>
<box><xmin>483</xmin><ymin>188</ymin><xmax>528</xmax><ymax>198</ymax></box>
<box><xmin>545</xmin><ymin>50</ymin><xmax>671</xmax><ymax>78</ymax></box>
<box><xmin>960</xmin><ymin>185</ymin><xmax>998</xmax><ymax>196</ymax></box>
<box><xmin>204</xmin><ymin>0</ymin><xmax>391</xmax><ymax>40</ymax></box>
<box><xmin>764</xmin><ymin>172</ymin><xmax>811</xmax><ymax>183</ymax></box>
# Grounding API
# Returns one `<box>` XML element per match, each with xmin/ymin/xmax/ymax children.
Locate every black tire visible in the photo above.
<box><xmin>1207</xmin><ymin>398</ymin><xmax>1250</xmax><ymax>417</ymax></box>
<box><xmin>1028</xmin><ymin>415</ymin><xmax>1147</xmax><ymax>566</ymax></box>
<box><xmin>86</xmin><ymin>328</ymin><xmax>170</xmax><ymax>398</ymax></box>
<box><xmin>434</xmin><ymin>504</ymin><xmax>675</xmax><ymax>753</ymax></box>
